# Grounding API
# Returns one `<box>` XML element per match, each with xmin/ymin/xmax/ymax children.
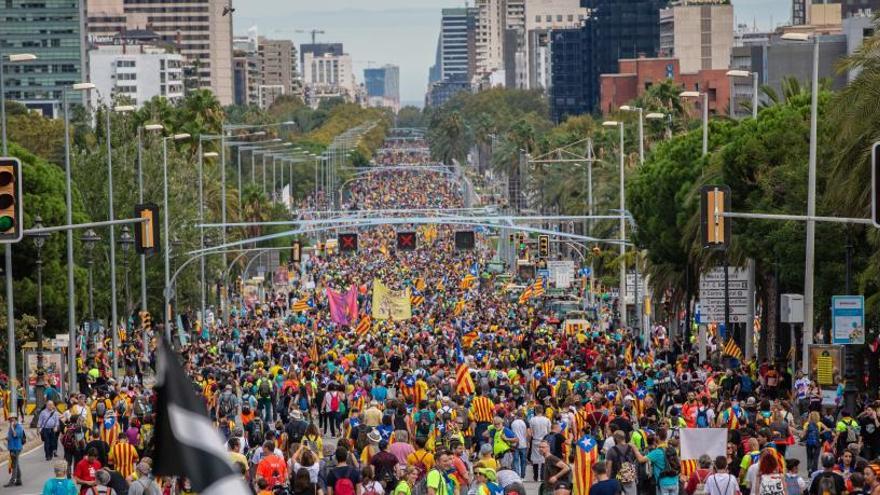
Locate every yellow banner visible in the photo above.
<box><xmin>372</xmin><ymin>279</ymin><xmax>412</xmax><ymax>321</ymax></box>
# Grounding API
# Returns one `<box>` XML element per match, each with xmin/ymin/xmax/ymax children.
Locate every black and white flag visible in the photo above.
<box><xmin>154</xmin><ymin>339</ymin><xmax>249</xmax><ymax>494</ymax></box>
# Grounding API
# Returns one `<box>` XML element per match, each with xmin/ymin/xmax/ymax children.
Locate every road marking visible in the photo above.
<box><xmin>0</xmin><ymin>443</ymin><xmax>44</xmax><ymax>468</ymax></box>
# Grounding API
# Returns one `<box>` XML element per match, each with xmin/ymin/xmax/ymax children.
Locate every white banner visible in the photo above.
<box><xmin>679</xmin><ymin>428</ymin><xmax>727</xmax><ymax>460</ymax></box>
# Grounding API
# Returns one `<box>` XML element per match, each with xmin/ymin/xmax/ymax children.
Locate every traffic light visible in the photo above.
<box><xmin>0</xmin><ymin>158</ymin><xmax>23</xmax><ymax>243</ymax></box>
<box><xmin>700</xmin><ymin>185</ymin><xmax>731</xmax><ymax>249</ymax></box>
<box><xmin>134</xmin><ymin>203</ymin><xmax>160</xmax><ymax>255</ymax></box>
<box><xmin>454</xmin><ymin>231</ymin><xmax>475</xmax><ymax>250</ymax></box>
<box><xmin>396</xmin><ymin>231</ymin><xmax>416</xmax><ymax>251</ymax></box>
<box><xmin>291</xmin><ymin>240</ymin><xmax>301</xmax><ymax>263</ymax></box>
<box><xmin>538</xmin><ymin>235</ymin><xmax>549</xmax><ymax>258</ymax></box>
<box><xmin>338</xmin><ymin>233</ymin><xmax>358</xmax><ymax>252</ymax></box>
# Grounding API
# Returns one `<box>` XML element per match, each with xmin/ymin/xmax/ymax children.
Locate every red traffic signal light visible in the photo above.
<box><xmin>338</xmin><ymin>233</ymin><xmax>358</xmax><ymax>252</ymax></box>
<box><xmin>0</xmin><ymin>158</ymin><xmax>23</xmax><ymax>243</ymax></box>
<box><xmin>396</xmin><ymin>231</ymin><xmax>416</xmax><ymax>251</ymax></box>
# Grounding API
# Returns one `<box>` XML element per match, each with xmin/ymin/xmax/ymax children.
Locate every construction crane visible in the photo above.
<box><xmin>295</xmin><ymin>29</ymin><xmax>325</xmax><ymax>44</ymax></box>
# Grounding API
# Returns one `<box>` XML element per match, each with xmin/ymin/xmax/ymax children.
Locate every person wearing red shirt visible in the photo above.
<box><xmin>74</xmin><ymin>448</ymin><xmax>102</xmax><ymax>495</ymax></box>
<box><xmin>256</xmin><ymin>440</ymin><xmax>288</xmax><ymax>489</ymax></box>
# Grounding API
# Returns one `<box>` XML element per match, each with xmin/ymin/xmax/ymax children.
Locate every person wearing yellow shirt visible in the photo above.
<box><xmin>407</xmin><ymin>437</ymin><xmax>435</xmax><ymax>473</ymax></box>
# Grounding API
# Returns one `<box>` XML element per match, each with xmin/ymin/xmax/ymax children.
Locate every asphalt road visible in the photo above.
<box><xmin>0</xmin><ymin>435</ymin><xmax>807</xmax><ymax>495</ymax></box>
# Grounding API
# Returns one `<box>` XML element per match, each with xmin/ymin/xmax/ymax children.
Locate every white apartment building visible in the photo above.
<box><xmin>88</xmin><ymin>43</ymin><xmax>184</xmax><ymax>107</ymax></box>
<box><xmin>302</xmin><ymin>51</ymin><xmax>355</xmax><ymax>107</ymax></box>
<box><xmin>475</xmin><ymin>0</ymin><xmax>507</xmax><ymax>76</ymax></box>
<box><xmin>86</xmin><ymin>0</ymin><xmax>233</xmax><ymax>104</ymax></box>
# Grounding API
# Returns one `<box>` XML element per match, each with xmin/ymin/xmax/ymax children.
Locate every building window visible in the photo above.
<box><xmin>557</xmin><ymin>15</ymin><xmax>563</xmax><ymax>21</ymax></box>
<box><xmin>567</xmin><ymin>14</ymin><xmax>574</xmax><ymax>21</ymax></box>
<box><xmin>535</xmin><ymin>15</ymin><xmax>541</xmax><ymax>22</ymax></box>
<box><xmin>545</xmin><ymin>15</ymin><xmax>551</xmax><ymax>21</ymax></box>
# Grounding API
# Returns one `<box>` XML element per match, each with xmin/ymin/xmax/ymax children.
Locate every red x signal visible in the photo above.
<box><xmin>397</xmin><ymin>232</ymin><xmax>416</xmax><ymax>251</ymax></box>
<box><xmin>338</xmin><ymin>233</ymin><xmax>358</xmax><ymax>252</ymax></box>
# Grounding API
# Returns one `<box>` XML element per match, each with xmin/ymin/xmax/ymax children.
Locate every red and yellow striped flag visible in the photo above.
<box><xmin>459</xmin><ymin>274</ymin><xmax>477</xmax><ymax>290</ymax></box>
<box><xmin>540</xmin><ymin>360</ymin><xmax>554</xmax><ymax>376</ymax></box>
<box><xmin>292</xmin><ymin>297</ymin><xmax>310</xmax><ymax>313</ymax></box>
<box><xmin>414</xmin><ymin>278</ymin><xmax>427</xmax><ymax>292</ymax></box>
<box><xmin>624</xmin><ymin>343</ymin><xmax>634</xmax><ymax>365</ymax></box>
<box><xmin>455</xmin><ymin>363</ymin><xmax>475</xmax><ymax>395</ymax></box>
<box><xmin>573</xmin><ymin>435</ymin><xmax>599</xmax><ymax>495</ymax></box>
<box><xmin>518</xmin><ymin>286</ymin><xmax>533</xmax><ymax>305</ymax></box>
<box><xmin>410</xmin><ymin>294</ymin><xmax>425</xmax><ymax>306</ymax></box>
<box><xmin>532</xmin><ymin>278</ymin><xmax>545</xmax><ymax>297</ymax></box>
<box><xmin>453</xmin><ymin>300</ymin><xmax>465</xmax><ymax>316</ymax></box>
<box><xmin>355</xmin><ymin>315</ymin><xmax>372</xmax><ymax>336</ymax></box>
<box><xmin>309</xmin><ymin>340</ymin><xmax>319</xmax><ymax>363</ymax></box>
<box><xmin>461</xmin><ymin>330</ymin><xmax>478</xmax><ymax>348</ymax></box>
<box><xmin>723</xmin><ymin>338</ymin><xmax>744</xmax><ymax>360</ymax></box>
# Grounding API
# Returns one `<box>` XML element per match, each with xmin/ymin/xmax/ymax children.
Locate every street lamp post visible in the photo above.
<box><xmin>106</xmin><ymin>104</ymin><xmax>134</xmax><ymax>378</ymax></box>
<box><xmin>603</xmin><ymin>120</ymin><xmax>627</xmax><ymax>328</ymax></box>
<box><xmin>1</xmin><ymin>52</ymin><xmax>38</xmax><ymax>416</ymax></box>
<box><xmin>620</xmin><ymin>106</ymin><xmax>645</xmax><ymax>165</ymax></box>
<box><xmin>726</xmin><ymin>69</ymin><xmax>760</xmax><ymax>119</ymax></box>
<box><xmin>82</xmin><ymin>228</ymin><xmax>101</xmax><ymax>323</ymax></box>
<box><xmin>199</xmin><ymin>148</ymin><xmax>219</xmax><ymax>326</ymax></box>
<box><xmin>162</xmin><ymin>133</ymin><xmax>190</xmax><ymax>342</ymax></box>
<box><xmin>680</xmin><ymin>91</ymin><xmax>708</xmax><ymax>156</ymax></box>
<box><xmin>782</xmin><ymin>32</ymin><xmax>820</xmax><ymax>372</ymax></box>
<box><xmin>119</xmin><ymin>226</ymin><xmax>134</xmax><ymax>318</ymax></box>
<box><xmin>137</xmin><ymin>123</ymin><xmax>164</xmax><ymax>312</ymax></box>
<box><xmin>64</xmin><ymin>82</ymin><xmax>95</xmax><ymax>394</ymax></box>
<box><xmin>29</xmin><ymin>216</ymin><xmax>50</xmax><ymax>416</ymax></box>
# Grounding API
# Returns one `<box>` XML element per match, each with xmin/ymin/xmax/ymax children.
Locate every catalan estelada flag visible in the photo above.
<box><xmin>723</xmin><ymin>338</ymin><xmax>743</xmax><ymax>360</ymax></box>
<box><xmin>540</xmin><ymin>360</ymin><xmax>554</xmax><ymax>377</ymax></box>
<box><xmin>624</xmin><ymin>343</ymin><xmax>634</xmax><ymax>365</ymax></box>
<box><xmin>292</xmin><ymin>297</ymin><xmax>311</xmax><ymax>313</ymax></box>
<box><xmin>532</xmin><ymin>278</ymin><xmax>545</xmax><ymax>297</ymax></box>
<box><xmin>454</xmin><ymin>341</ymin><xmax>475</xmax><ymax>395</ymax></box>
<box><xmin>410</xmin><ymin>294</ymin><xmax>424</xmax><ymax>307</ymax></box>
<box><xmin>414</xmin><ymin>277</ymin><xmax>427</xmax><ymax>292</ymax></box>
<box><xmin>518</xmin><ymin>286</ymin><xmax>533</xmax><ymax>305</ymax></box>
<box><xmin>573</xmin><ymin>435</ymin><xmax>599</xmax><ymax>495</ymax></box>
<box><xmin>355</xmin><ymin>315</ymin><xmax>372</xmax><ymax>336</ymax></box>
<box><xmin>459</xmin><ymin>274</ymin><xmax>477</xmax><ymax>290</ymax></box>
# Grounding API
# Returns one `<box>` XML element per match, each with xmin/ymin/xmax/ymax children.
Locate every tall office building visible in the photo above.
<box><xmin>550</xmin><ymin>0</ymin><xmax>668</xmax><ymax>121</ymax></box>
<box><xmin>659</xmin><ymin>1</ymin><xmax>734</xmax><ymax>73</ymax></box>
<box><xmin>523</xmin><ymin>0</ymin><xmax>587</xmax><ymax>90</ymax></box>
<box><xmin>85</xmin><ymin>0</ymin><xmax>234</xmax><ymax>104</ymax></box>
<box><xmin>438</xmin><ymin>8</ymin><xmax>477</xmax><ymax>81</ymax></box>
<box><xmin>364</xmin><ymin>65</ymin><xmax>400</xmax><ymax>111</ymax></box>
<box><xmin>474</xmin><ymin>0</ymin><xmax>507</xmax><ymax>77</ymax></box>
<box><xmin>257</xmin><ymin>37</ymin><xmax>300</xmax><ymax>108</ymax></box>
<box><xmin>0</xmin><ymin>0</ymin><xmax>85</xmax><ymax>116</ymax></box>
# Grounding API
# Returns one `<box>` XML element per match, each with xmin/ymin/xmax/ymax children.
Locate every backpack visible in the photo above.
<box><xmin>612</xmin><ymin>445</ymin><xmax>637</xmax><ymax>484</ymax></box>
<box><xmin>259</xmin><ymin>380</ymin><xmax>272</xmax><ymax>398</ymax></box>
<box><xmin>139</xmin><ymin>424</ymin><xmax>154</xmax><ymax>452</ymax></box>
<box><xmin>61</xmin><ymin>425</ymin><xmax>78</xmax><ymax>452</ymax></box>
<box><xmin>661</xmin><ymin>447</ymin><xmax>681</xmax><ymax>478</ymax></box>
<box><xmin>115</xmin><ymin>400</ymin><xmax>127</xmax><ymax>416</ymax></box>
<box><xmin>363</xmin><ymin>481</ymin><xmax>382</xmax><ymax>495</ymax></box>
<box><xmin>416</xmin><ymin>410</ymin><xmax>433</xmax><ymax>441</ymax></box>
<box><xmin>133</xmin><ymin>398</ymin><xmax>149</xmax><ymax>417</ymax></box>
<box><xmin>354</xmin><ymin>424</ymin><xmax>372</xmax><ymax>455</ymax></box>
<box><xmin>96</xmin><ymin>401</ymin><xmax>107</xmax><ymax>418</ymax></box>
<box><xmin>805</xmin><ymin>422</ymin><xmax>820</xmax><ymax>448</ymax></box>
<box><xmin>843</xmin><ymin>419</ymin><xmax>860</xmax><ymax>445</ymax></box>
<box><xmin>693</xmin><ymin>470</ymin><xmax>709</xmax><ymax>495</ymax></box>
<box><xmin>817</xmin><ymin>473</ymin><xmax>841</xmax><ymax>495</ymax></box>
<box><xmin>250</xmin><ymin>418</ymin><xmax>265</xmax><ymax>444</ymax></box>
<box><xmin>696</xmin><ymin>408</ymin><xmax>710</xmax><ymax>428</ymax></box>
<box><xmin>412</xmin><ymin>451</ymin><xmax>431</xmax><ymax>481</ymax></box>
<box><xmin>334</xmin><ymin>477</ymin><xmax>357</xmax><ymax>495</ymax></box>
<box><xmin>330</xmin><ymin>392</ymin><xmax>340</xmax><ymax>412</ymax></box>
<box><xmin>784</xmin><ymin>474</ymin><xmax>803</xmax><ymax>495</ymax></box>
<box><xmin>557</xmin><ymin>379</ymin><xmax>570</xmax><ymax>400</ymax></box>
<box><xmin>219</xmin><ymin>392</ymin><xmax>237</xmax><ymax>417</ymax></box>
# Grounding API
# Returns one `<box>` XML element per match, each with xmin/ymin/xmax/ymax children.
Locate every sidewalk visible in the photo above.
<box><xmin>0</xmin><ymin>415</ymin><xmax>43</xmax><ymax>465</ymax></box>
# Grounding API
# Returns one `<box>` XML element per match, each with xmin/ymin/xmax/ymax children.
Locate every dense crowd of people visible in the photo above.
<box><xmin>3</xmin><ymin>136</ymin><xmax>880</xmax><ymax>495</ymax></box>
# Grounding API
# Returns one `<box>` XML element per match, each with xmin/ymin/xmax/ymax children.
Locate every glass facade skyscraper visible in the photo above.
<box><xmin>0</xmin><ymin>0</ymin><xmax>84</xmax><ymax>116</ymax></box>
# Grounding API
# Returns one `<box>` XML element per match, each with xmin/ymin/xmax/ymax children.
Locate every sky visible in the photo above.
<box><xmin>232</xmin><ymin>0</ymin><xmax>792</xmax><ymax>107</ymax></box>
